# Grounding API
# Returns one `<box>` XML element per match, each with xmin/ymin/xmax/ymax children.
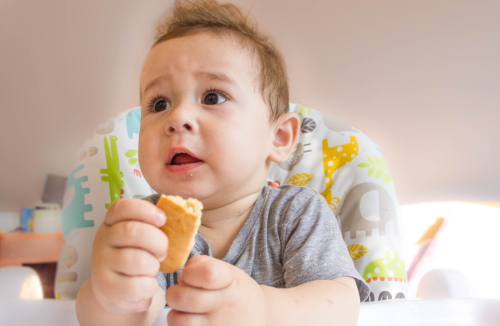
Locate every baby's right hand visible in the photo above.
<box><xmin>91</xmin><ymin>198</ymin><xmax>168</xmax><ymax>315</ymax></box>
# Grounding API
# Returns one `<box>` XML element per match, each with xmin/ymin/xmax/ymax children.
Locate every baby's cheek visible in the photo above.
<box><xmin>137</xmin><ymin>149</ymin><xmax>162</xmax><ymax>186</ymax></box>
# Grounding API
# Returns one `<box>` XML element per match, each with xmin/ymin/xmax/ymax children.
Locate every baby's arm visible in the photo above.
<box><xmin>261</xmin><ymin>277</ymin><xmax>360</xmax><ymax>326</ymax></box>
<box><xmin>75</xmin><ymin>198</ymin><xmax>169</xmax><ymax>326</ymax></box>
<box><xmin>166</xmin><ymin>256</ymin><xmax>360</xmax><ymax>326</ymax></box>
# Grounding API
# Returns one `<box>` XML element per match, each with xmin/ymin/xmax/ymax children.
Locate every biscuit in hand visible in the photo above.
<box><xmin>156</xmin><ymin>195</ymin><xmax>203</xmax><ymax>273</ymax></box>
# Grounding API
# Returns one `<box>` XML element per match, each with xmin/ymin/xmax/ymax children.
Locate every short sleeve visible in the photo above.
<box><xmin>156</xmin><ymin>272</ymin><xmax>167</xmax><ymax>291</ymax></box>
<box><xmin>282</xmin><ymin>191</ymin><xmax>370</xmax><ymax>301</ymax></box>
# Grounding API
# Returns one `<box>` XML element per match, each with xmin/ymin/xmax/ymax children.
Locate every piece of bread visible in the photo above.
<box><xmin>156</xmin><ymin>194</ymin><xmax>203</xmax><ymax>273</ymax></box>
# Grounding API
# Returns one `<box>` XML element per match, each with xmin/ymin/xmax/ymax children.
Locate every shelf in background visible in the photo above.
<box><xmin>0</xmin><ymin>230</ymin><xmax>64</xmax><ymax>299</ymax></box>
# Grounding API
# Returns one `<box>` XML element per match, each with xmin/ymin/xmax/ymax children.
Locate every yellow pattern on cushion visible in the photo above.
<box><xmin>285</xmin><ymin>173</ymin><xmax>314</xmax><ymax>186</ymax></box>
<box><xmin>321</xmin><ymin>136</ymin><xmax>359</xmax><ymax>210</ymax></box>
<box><xmin>347</xmin><ymin>244</ymin><xmax>369</xmax><ymax>261</ymax></box>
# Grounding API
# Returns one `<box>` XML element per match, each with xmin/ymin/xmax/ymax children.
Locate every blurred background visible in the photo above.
<box><xmin>1</xmin><ymin>0</ymin><xmax>499</xmax><ymax>212</ymax></box>
<box><xmin>0</xmin><ymin>0</ymin><xmax>499</xmax><ymax>302</ymax></box>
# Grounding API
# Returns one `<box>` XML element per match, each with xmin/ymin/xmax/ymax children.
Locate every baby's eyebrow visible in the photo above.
<box><xmin>140</xmin><ymin>71</ymin><xmax>238</xmax><ymax>102</ymax></box>
<box><xmin>194</xmin><ymin>70</ymin><xmax>238</xmax><ymax>87</ymax></box>
<box><xmin>140</xmin><ymin>75</ymin><xmax>168</xmax><ymax>102</ymax></box>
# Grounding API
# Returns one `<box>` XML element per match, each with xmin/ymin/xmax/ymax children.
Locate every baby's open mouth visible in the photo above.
<box><xmin>170</xmin><ymin>153</ymin><xmax>203</xmax><ymax>165</ymax></box>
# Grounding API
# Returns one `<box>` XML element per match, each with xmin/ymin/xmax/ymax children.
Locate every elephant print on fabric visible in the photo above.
<box><xmin>338</xmin><ymin>183</ymin><xmax>398</xmax><ymax>239</ymax></box>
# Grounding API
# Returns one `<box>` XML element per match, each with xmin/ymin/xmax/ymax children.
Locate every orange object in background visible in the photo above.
<box><xmin>0</xmin><ymin>230</ymin><xmax>64</xmax><ymax>298</ymax></box>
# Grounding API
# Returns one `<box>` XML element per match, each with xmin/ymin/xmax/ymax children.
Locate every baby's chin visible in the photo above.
<box><xmin>152</xmin><ymin>181</ymin><xmax>214</xmax><ymax>202</ymax></box>
<box><xmin>151</xmin><ymin>181</ymin><xmax>250</xmax><ymax>210</ymax></box>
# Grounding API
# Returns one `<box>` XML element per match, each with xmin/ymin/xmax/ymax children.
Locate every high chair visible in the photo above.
<box><xmin>53</xmin><ymin>103</ymin><xmax>407</xmax><ymax>303</ymax></box>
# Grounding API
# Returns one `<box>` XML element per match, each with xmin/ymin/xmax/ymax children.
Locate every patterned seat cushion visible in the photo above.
<box><xmin>55</xmin><ymin>103</ymin><xmax>407</xmax><ymax>302</ymax></box>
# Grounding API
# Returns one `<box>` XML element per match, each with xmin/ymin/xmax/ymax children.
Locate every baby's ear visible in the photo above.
<box><xmin>269</xmin><ymin>112</ymin><xmax>300</xmax><ymax>163</ymax></box>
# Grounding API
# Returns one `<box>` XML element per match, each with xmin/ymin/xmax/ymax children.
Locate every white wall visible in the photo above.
<box><xmin>1</xmin><ymin>0</ymin><xmax>499</xmax><ymax>212</ymax></box>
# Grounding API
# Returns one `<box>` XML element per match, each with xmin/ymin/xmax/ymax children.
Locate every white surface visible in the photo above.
<box><xmin>0</xmin><ymin>267</ymin><xmax>43</xmax><ymax>300</ymax></box>
<box><xmin>0</xmin><ymin>300</ymin><xmax>79</xmax><ymax>326</ymax></box>
<box><xmin>1</xmin><ymin>299</ymin><xmax>500</xmax><ymax>326</ymax></box>
<box><xmin>358</xmin><ymin>299</ymin><xmax>500</xmax><ymax>326</ymax></box>
<box><xmin>416</xmin><ymin>269</ymin><xmax>476</xmax><ymax>299</ymax></box>
<box><xmin>401</xmin><ymin>202</ymin><xmax>500</xmax><ymax>299</ymax></box>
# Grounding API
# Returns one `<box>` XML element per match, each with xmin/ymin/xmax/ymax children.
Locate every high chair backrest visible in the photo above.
<box><xmin>55</xmin><ymin>103</ymin><xmax>407</xmax><ymax>302</ymax></box>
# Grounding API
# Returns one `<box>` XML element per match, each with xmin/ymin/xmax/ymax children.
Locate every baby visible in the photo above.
<box><xmin>76</xmin><ymin>0</ymin><xmax>369</xmax><ymax>325</ymax></box>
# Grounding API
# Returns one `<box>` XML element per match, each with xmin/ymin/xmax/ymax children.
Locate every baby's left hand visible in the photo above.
<box><xmin>166</xmin><ymin>255</ymin><xmax>267</xmax><ymax>326</ymax></box>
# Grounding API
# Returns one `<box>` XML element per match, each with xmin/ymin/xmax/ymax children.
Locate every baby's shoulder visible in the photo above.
<box><xmin>259</xmin><ymin>185</ymin><xmax>337</xmax><ymax>247</ymax></box>
<box><xmin>265</xmin><ymin>184</ymin><xmax>321</xmax><ymax>204</ymax></box>
<box><xmin>261</xmin><ymin>184</ymin><xmax>329</xmax><ymax>220</ymax></box>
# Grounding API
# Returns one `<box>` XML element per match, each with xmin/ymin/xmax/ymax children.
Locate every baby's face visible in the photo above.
<box><xmin>139</xmin><ymin>32</ymin><xmax>274</xmax><ymax>209</ymax></box>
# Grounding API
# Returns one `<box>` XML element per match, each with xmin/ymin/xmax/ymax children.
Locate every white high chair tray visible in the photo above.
<box><xmin>1</xmin><ymin>298</ymin><xmax>499</xmax><ymax>326</ymax></box>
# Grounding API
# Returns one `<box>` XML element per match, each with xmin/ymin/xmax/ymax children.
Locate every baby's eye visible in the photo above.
<box><xmin>148</xmin><ymin>97</ymin><xmax>171</xmax><ymax>113</ymax></box>
<box><xmin>202</xmin><ymin>89</ymin><xmax>228</xmax><ymax>105</ymax></box>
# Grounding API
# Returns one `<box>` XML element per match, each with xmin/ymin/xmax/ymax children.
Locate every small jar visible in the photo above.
<box><xmin>33</xmin><ymin>204</ymin><xmax>60</xmax><ymax>234</ymax></box>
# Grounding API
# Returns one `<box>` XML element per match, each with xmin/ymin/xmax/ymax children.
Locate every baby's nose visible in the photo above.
<box><xmin>168</xmin><ymin>123</ymin><xmax>192</xmax><ymax>133</ymax></box>
<box><xmin>165</xmin><ymin>106</ymin><xmax>198</xmax><ymax>134</ymax></box>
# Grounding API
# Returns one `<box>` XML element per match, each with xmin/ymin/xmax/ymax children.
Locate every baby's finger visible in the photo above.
<box><xmin>106</xmin><ymin>221</ymin><xmax>169</xmax><ymax>260</ymax></box>
<box><xmin>167</xmin><ymin>310</ymin><xmax>210</xmax><ymax>326</ymax></box>
<box><xmin>179</xmin><ymin>256</ymin><xmax>233</xmax><ymax>290</ymax></box>
<box><xmin>184</xmin><ymin>255</ymin><xmax>212</xmax><ymax>267</ymax></box>
<box><xmin>109</xmin><ymin>247</ymin><xmax>160</xmax><ymax>277</ymax></box>
<box><xmin>166</xmin><ymin>284</ymin><xmax>221</xmax><ymax>314</ymax></box>
<box><xmin>105</xmin><ymin>198</ymin><xmax>166</xmax><ymax>228</ymax></box>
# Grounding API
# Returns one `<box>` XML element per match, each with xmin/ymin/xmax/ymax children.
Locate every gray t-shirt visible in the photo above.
<box><xmin>143</xmin><ymin>185</ymin><xmax>370</xmax><ymax>301</ymax></box>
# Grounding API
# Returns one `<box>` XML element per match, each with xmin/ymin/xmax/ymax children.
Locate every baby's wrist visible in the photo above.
<box><xmin>76</xmin><ymin>279</ymin><xmax>153</xmax><ymax>326</ymax></box>
<box><xmin>259</xmin><ymin>285</ymin><xmax>275</xmax><ymax>326</ymax></box>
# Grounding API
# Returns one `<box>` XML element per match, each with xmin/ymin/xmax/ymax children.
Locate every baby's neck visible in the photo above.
<box><xmin>198</xmin><ymin>188</ymin><xmax>261</xmax><ymax>259</ymax></box>
<box><xmin>200</xmin><ymin>189</ymin><xmax>261</xmax><ymax>228</ymax></box>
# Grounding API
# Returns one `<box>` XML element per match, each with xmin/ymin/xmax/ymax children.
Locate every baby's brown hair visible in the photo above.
<box><xmin>154</xmin><ymin>0</ymin><xmax>289</xmax><ymax>122</ymax></box>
